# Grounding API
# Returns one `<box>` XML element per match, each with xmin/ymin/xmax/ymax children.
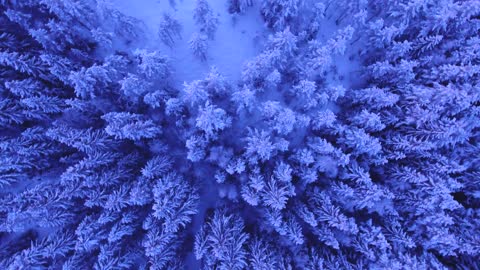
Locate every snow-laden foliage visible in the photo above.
<box><xmin>0</xmin><ymin>0</ymin><xmax>479</xmax><ymax>269</ymax></box>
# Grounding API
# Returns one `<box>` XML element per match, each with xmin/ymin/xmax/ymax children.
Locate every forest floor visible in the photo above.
<box><xmin>112</xmin><ymin>0</ymin><xmax>268</xmax><ymax>86</ymax></box>
<box><xmin>111</xmin><ymin>0</ymin><xmax>361</xmax><ymax>88</ymax></box>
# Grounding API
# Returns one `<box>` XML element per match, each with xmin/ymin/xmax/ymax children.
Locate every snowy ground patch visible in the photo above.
<box><xmin>112</xmin><ymin>0</ymin><xmax>267</xmax><ymax>85</ymax></box>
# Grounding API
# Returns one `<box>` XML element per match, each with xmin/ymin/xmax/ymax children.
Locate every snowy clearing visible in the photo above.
<box><xmin>112</xmin><ymin>0</ymin><xmax>267</xmax><ymax>85</ymax></box>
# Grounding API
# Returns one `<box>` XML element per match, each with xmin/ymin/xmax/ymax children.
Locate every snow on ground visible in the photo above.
<box><xmin>112</xmin><ymin>0</ymin><xmax>267</xmax><ymax>86</ymax></box>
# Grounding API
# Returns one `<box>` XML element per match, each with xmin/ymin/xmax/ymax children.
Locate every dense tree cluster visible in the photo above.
<box><xmin>0</xmin><ymin>0</ymin><xmax>479</xmax><ymax>269</ymax></box>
